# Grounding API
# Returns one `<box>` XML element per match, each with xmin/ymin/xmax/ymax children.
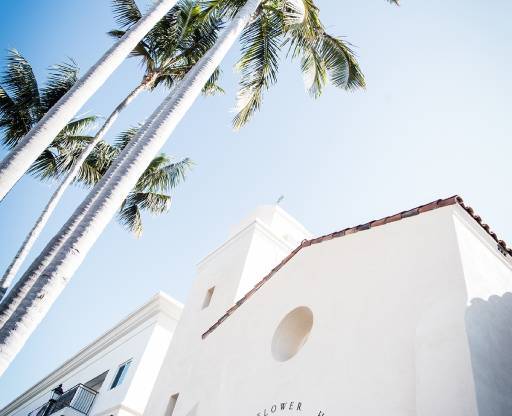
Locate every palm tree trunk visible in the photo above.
<box><xmin>0</xmin><ymin>0</ymin><xmax>177</xmax><ymax>202</ymax></box>
<box><xmin>0</xmin><ymin>0</ymin><xmax>261</xmax><ymax>376</ymax></box>
<box><xmin>0</xmin><ymin>79</ymin><xmax>151</xmax><ymax>301</ymax></box>
<box><xmin>0</xmin><ymin>83</ymin><xmax>170</xmax><ymax>332</ymax></box>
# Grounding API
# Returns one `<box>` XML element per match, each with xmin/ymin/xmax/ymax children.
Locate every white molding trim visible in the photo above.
<box><xmin>453</xmin><ymin>204</ymin><xmax>512</xmax><ymax>270</ymax></box>
<box><xmin>197</xmin><ymin>218</ymin><xmax>298</xmax><ymax>269</ymax></box>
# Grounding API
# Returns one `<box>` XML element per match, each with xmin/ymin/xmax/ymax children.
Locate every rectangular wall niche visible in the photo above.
<box><xmin>202</xmin><ymin>286</ymin><xmax>215</xmax><ymax>309</ymax></box>
<box><xmin>166</xmin><ymin>393</ymin><xmax>179</xmax><ymax>416</ymax></box>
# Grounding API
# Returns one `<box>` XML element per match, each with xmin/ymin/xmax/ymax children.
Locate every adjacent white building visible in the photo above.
<box><xmin>2</xmin><ymin>196</ymin><xmax>512</xmax><ymax>416</ymax></box>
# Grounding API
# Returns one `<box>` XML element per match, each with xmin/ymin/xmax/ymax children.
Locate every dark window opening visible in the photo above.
<box><xmin>202</xmin><ymin>286</ymin><xmax>215</xmax><ymax>309</ymax></box>
<box><xmin>166</xmin><ymin>393</ymin><xmax>179</xmax><ymax>416</ymax></box>
<box><xmin>110</xmin><ymin>360</ymin><xmax>132</xmax><ymax>389</ymax></box>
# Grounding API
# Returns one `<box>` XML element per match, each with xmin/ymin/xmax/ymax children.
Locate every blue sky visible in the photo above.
<box><xmin>1</xmin><ymin>0</ymin><xmax>512</xmax><ymax>406</ymax></box>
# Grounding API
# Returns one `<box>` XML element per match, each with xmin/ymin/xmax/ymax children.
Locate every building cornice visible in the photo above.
<box><xmin>453</xmin><ymin>205</ymin><xmax>512</xmax><ymax>270</ymax></box>
<box><xmin>202</xmin><ymin>195</ymin><xmax>512</xmax><ymax>339</ymax></box>
<box><xmin>0</xmin><ymin>292</ymin><xmax>182</xmax><ymax>416</ymax></box>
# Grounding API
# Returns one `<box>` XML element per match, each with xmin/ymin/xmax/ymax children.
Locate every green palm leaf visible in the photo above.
<box><xmin>300</xmin><ymin>42</ymin><xmax>327</xmax><ymax>98</ymax></box>
<box><xmin>118</xmin><ymin>193</ymin><xmax>144</xmax><ymax>236</ymax></box>
<box><xmin>111</xmin><ymin>0</ymin><xmax>143</xmax><ymax>28</ymax></box>
<box><xmin>116</xmin><ymin>149</ymin><xmax>192</xmax><ymax>236</ymax></box>
<box><xmin>202</xmin><ymin>67</ymin><xmax>225</xmax><ymax>95</ymax></box>
<box><xmin>134</xmin><ymin>155</ymin><xmax>193</xmax><ymax>193</ymax></box>
<box><xmin>233</xmin><ymin>7</ymin><xmax>282</xmax><ymax>129</ymax></box>
<box><xmin>1</xmin><ymin>49</ymin><xmax>40</xmax><ymax>117</ymax></box>
<box><xmin>319</xmin><ymin>34</ymin><xmax>365</xmax><ymax>90</ymax></box>
<box><xmin>40</xmin><ymin>60</ymin><xmax>80</xmax><ymax>113</ymax></box>
<box><xmin>107</xmin><ymin>29</ymin><xmax>155</xmax><ymax>66</ymax></box>
<box><xmin>109</xmin><ymin>0</ymin><xmax>224</xmax><ymax>93</ymax></box>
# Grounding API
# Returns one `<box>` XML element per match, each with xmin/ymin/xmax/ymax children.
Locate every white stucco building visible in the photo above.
<box><xmin>2</xmin><ymin>196</ymin><xmax>512</xmax><ymax>416</ymax></box>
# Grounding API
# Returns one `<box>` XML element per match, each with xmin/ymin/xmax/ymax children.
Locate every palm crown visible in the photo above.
<box><xmin>0</xmin><ymin>50</ymin><xmax>191</xmax><ymax>236</ymax></box>
<box><xmin>0</xmin><ymin>49</ymin><xmax>97</xmax><ymax>181</ymax></box>
<box><xmin>108</xmin><ymin>0</ymin><xmax>224</xmax><ymax>94</ymax></box>
<box><xmin>206</xmin><ymin>0</ymin><xmax>370</xmax><ymax>129</ymax></box>
<box><xmin>60</xmin><ymin>126</ymin><xmax>192</xmax><ymax>236</ymax></box>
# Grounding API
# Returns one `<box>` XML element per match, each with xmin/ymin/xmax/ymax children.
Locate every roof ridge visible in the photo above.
<box><xmin>202</xmin><ymin>195</ymin><xmax>511</xmax><ymax>339</ymax></box>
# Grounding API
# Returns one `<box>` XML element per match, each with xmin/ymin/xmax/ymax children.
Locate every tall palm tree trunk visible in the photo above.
<box><xmin>0</xmin><ymin>110</ymin><xmax>161</xmax><ymax>331</ymax></box>
<box><xmin>0</xmin><ymin>78</ymin><xmax>152</xmax><ymax>301</ymax></box>
<box><xmin>0</xmin><ymin>76</ymin><xmax>168</xmax><ymax>331</ymax></box>
<box><xmin>0</xmin><ymin>0</ymin><xmax>177</xmax><ymax>202</ymax></box>
<box><xmin>0</xmin><ymin>0</ymin><xmax>261</xmax><ymax>376</ymax></box>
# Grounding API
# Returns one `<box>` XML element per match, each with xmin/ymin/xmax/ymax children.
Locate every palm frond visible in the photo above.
<box><xmin>146</xmin><ymin>4</ymin><xmax>182</xmax><ymax>60</ymax></box>
<box><xmin>319</xmin><ymin>34</ymin><xmax>365</xmax><ymax>90</ymax></box>
<box><xmin>116</xmin><ymin>154</ymin><xmax>192</xmax><ymax>236</ymax></box>
<box><xmin>203</xmin><ymin>0</ymin><xmax>246</xmax><ymax>19</ymax></box>
<box><xmin>111</xmin><ymin>0</ymin><xmax>142</xmax><ymax>28</ymax></box>
<box><xmin>134</xmin><ymin>155</ymin><xmax>192</xmax><ymax>193</ymax></box>
<box><xmin>57</xmin><ymin>115</ymin><xmax>98</xmax><ymax>138</ymax></box>
<box><xmin>138</xmin><ymin>192</ymin><xmax>172</xmax><ymax>213</ymax></box>
<box><xmin>1</xmin><ymin>49</ymin><xmax>40</xmax><ymax>115</ymax></box>
<box><xmin>40</xmin><ymin>60</ymin><xmax>79</xmax><ymax>113</ymax></box>
<box><xmin>75</xmin><ymin>139</ymin><xmax>118</xmax><ymax>186</ymax></box>
<box><xmin>300</xmin><ymin>44</ymin><xmax>327</xmax><ymax>98</ymax></box>
<box><xmin>118</xmin><ymin>192</ymin><xmax>144</xmax><ymax>236</ymax></box>
<box><xmin>282</xmin><ymin>0</ymin><xmax>365</xmax><ymax>97</ymax></box>
<box><xmin>281</xmin><ymin>0</ymin><xmax>306</xmax><ymax>26</ymax></box>
<box><xmin>113</xmin><ymin>125</ymin><xmax>141</xmax><ymax>151</ymax></box>
<box><xmin>118</xmin><ymin>191</ymin><xmax>171</xmax><ymax>237</ymax></box>
<box><xmin>107</xmin><ymin>29</ymin><xmax>154</xmax><ymax>66</ymax></box>
<box><xmin>0</xmin><ymin>85</ymin><xmax>16</xmax><ymax>125</ymax></box>
<box><xmin>0</xmin><ymin>85</ymin><xmax>29</xmax><ymax>148</ymax></box>
<box><xmin>202</xmin><ymin>67</ymin><xmax>224</xmax><ymax>95</ymax></box>
<box><xmin>28</xmin><ymin>148</ymin><xmax>60</xmax><ymax>181</ymax></box>
<box><xmin>0</xmin><ymin>50</ymin><xmax>40</xmax><ymax>143</ymax></box>
<box><xmin>166</xmin><ymin>2</ymin><xmax>223</xmax><ymax>70</ymax></box>
<box><xmin>233</xmin><ymin>8</ymin><xmax>282</xmax><ymax>129</ymax></box>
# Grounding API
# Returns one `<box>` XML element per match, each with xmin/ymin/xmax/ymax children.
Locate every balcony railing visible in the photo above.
<box><xmin>27</xmin><ymin>384</ymin><xmax>97</xmax><ymax>416</ymax></box>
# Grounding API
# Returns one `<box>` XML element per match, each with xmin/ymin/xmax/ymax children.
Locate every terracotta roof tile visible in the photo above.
<box><xmin>202</xmin><ymin>195</ymin><xmax>511</xmax><ymax>339</ymax></box>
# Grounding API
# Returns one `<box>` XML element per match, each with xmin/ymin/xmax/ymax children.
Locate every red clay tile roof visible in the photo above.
<box><xmin>202</xmin><ymin>195</ymin><xmax>511</xmax><ymax>339</ymax></box>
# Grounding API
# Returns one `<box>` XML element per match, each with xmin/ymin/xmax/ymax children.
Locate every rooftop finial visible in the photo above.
<box><xmin>276</xmin><ymin>195</ymin><xmax>285</xmax><ymax>205</ymax></box>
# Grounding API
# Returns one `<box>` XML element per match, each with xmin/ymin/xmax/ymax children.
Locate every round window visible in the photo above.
<box><xmin>271</xmin><ymin>306</ymin><xmax>313</xmax><ymax>362</ymax></box>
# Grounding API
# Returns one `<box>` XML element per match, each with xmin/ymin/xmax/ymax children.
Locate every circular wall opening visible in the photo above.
<box><xmin>271</xmin><ymin>306</ymin><xmax>313</xmax><ymax>362</ymax></box>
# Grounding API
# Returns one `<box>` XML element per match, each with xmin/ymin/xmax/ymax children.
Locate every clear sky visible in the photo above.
<box><xmin>1</xmin><ymin>0</ymin><xmax>511</xmax><ymax>407</ymax></box>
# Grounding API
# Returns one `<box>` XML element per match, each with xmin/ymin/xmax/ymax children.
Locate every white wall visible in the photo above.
<box><xmin>9</xmin><ymin>203</ymin><xmax>512</xmax><ymax>416</ymax></box>
<box><xmin>145</xmin><ymin>206</ymin><xmax>311</xmax><ymax>415</ymax></box>
<box><xmin>146</xmin><ymin>205</ymin><xmax>491</xmax><ymax>416</ymax></box>
<box><xmin>454</xmin><ymin>206</ymin><xmax>512</xmax><ymax>415</ymax></box>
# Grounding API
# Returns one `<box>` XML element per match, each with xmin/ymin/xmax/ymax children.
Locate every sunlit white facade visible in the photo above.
<box><xmin>2</xmin><ymin>198</ymin><xmax>512</xmax><ymax>416</ymax></box>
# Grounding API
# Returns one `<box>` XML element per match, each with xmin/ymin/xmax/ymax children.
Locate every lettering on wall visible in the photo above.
<box><xmin>255</xmin><ymin>401</ymin><xmax>325</xmax><ymax>416</ymax></box>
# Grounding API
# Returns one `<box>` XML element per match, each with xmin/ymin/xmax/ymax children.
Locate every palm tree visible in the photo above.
<box><xmin>0</xmin><ymin>0</ymin><xmax>181</xmax><ymax>201</ymax></box>
<box><xmin>0</xmin><ymin>126</ymin><xmax>191</xmax><ymax>333</ymax></box>
<box><xmin>66</xmin><ymin>126</ymin><xmax>193</xmax><ymax>237</ymax></box>
<box><xmin>0</xmin><ymin>0</ymin><xmax>398</xmax><ymax>375</ymax></box>
<box><xmin>0</xmin><ymin>2</ymin><xmax>222</xmax><ymax>301</ymax></box>
<box><xmin>0</xmin><ymin>50</ymin><xmax>97</xmax><ymax>181</ymax></box>
<box><xmin>0</xmin><ymin>51</ymin><xmax>97</xmax><ymax>299</ymax></box>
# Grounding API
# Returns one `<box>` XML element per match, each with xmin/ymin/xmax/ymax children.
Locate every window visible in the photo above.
<box><xmin>110</xmin><ymin>360</ymin><xmax>132</xmax><ymax>389</ymax></box>
<box><xmin>202</xmin><ymin>286</ymin><xmax>215</xmax><ymax>309</ymax></box>
<box><xmin>165</xmin><ymin>393</ymin><xmax>179</xmax><ymax>416</ymax></box>
<box><xmin>271</xmin><ymin>306</ymin><xmax>313</xmax><ymax>362</ymax></box>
